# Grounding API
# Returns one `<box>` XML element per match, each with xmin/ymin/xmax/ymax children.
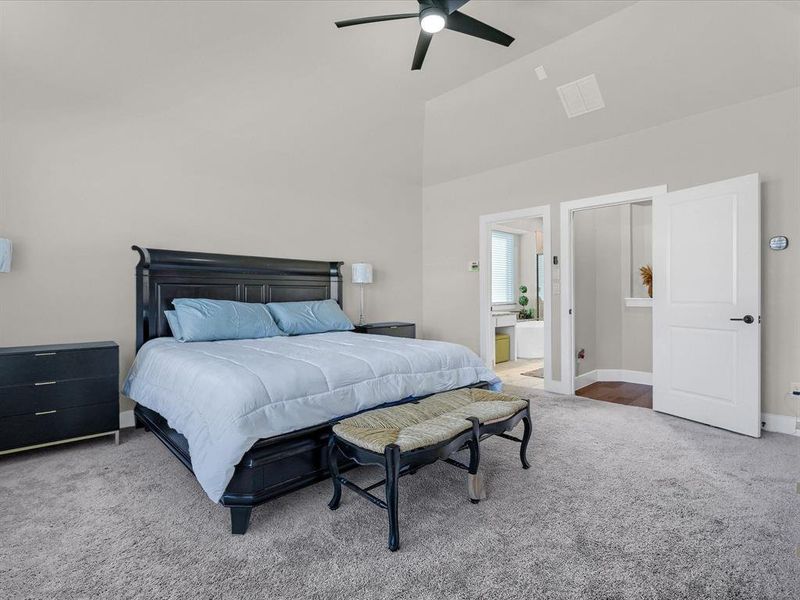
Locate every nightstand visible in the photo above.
<box><xmin>352</xmin><ymin>322</ymin><xmax>416</xmax><ymax>339</ymax></box>
<box><xmin>0</xmin><ymin>341</ymin><xmax>119</xmax><ymax>455</ymax></box>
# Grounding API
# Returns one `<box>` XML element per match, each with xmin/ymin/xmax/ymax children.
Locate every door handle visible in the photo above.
<box><xmin>730</xmin><ymin>315</ymin><xmax>754</xmax><ymax>324</ymax></box>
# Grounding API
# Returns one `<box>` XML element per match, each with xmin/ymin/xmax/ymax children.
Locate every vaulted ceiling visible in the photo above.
<box><xmin>424</xmin><ymin>0</ymin><xmax>800</xmax><ymax>185</ymax></box>
<box><xmin>0</xmin><ymin>1</ymin><xmax>634</xmax><ymax>120</ymax></box>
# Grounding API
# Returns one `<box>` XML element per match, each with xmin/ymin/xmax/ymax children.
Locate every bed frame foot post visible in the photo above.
<box><xmin>230</xmin><ymin>506</ymin><xmax>252</xmax><ymax>535</ymax></box>
<box><xmin>133</xmin><ymin>414</ymin><xmax>148</xmax><ymax>431</ymax></box>
<box><xmin>327</xmin><ymin>436</ymin><xmax>342</xmax><ymax>510</ymax></box>
<box><xmin>520</xmin><ymin>401</ymin><xmax>532</xmax><ymax>470</ymax></box>
<box><xmin>385</xmin><ymin>444</ymin><xmax>401</xmax><ymax>552</ymax></box>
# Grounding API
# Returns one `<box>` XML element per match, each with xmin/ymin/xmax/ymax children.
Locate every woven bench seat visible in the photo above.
<box><xmin>333</xmin><ymin>388</ymin><xmax>528</xmax><ymax>453</ymax></box>
<box><xmin>328</xmin><ymin>388</ymin><xmax>532</xmax><ymax>551</ymax></box>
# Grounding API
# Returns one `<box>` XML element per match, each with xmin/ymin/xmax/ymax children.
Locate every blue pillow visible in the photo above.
<box><xmin>171</xmin><ymin>299</ymin><xmax>285</xmax><ymax>342</ymax></box>
<box><xmin>164</xmin><ymin>310</ymin><xmax>184</xmax><ymax>341</ymax></box>
<box><xmin>267</xmin><ymin>299</ymin><xmax>354</xmax><ymax>335</ymax></box>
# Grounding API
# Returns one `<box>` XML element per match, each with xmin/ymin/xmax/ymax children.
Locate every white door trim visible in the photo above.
<box><xmin>559</xmin><ymin>185</ymin><xmax>668</xmax><ymax>394</ymax></box>
<box><xmin>479</xmin><ymin>204</ymin><xmax>554</xmax><ymax>392</ymax></box>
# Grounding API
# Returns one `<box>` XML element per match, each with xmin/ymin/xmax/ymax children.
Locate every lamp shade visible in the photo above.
<box><xmin>351</xmin><ymin>263</ymin><xmax>373</xmax><ymax>284</ymax></box>
<box><xmin>0</xmin><ymin>238</ymin><xmax>11</xmax><ymax>273</ymax></box>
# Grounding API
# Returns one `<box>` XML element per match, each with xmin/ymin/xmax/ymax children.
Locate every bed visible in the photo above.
<box><xmin>125</xmin><ymin>246</ymin><xmax>499</xmax><ymax>534</ymax></box>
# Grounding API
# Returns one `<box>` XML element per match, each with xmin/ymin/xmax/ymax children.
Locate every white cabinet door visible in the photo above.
<box><xmin>653</xmin><ymin>174</ymin><xmax>760</xmax><ymax>437</ymax></box>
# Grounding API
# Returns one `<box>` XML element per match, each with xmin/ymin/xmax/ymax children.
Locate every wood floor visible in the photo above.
<box><xmin>495</xmin><ymin>359</ymin><xmax>545</xmax><ymax>390</ymax></box>
<box><xmin>575</xmin><ymin>381</ymin><xmax>653</xmax><ymax>409</ymax></box>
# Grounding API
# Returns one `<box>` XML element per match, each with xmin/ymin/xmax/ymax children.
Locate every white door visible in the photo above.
<box><xmin>653</xmin><ymin>174</ymin><xmax>761</xmax><ymax>437</ymax></box>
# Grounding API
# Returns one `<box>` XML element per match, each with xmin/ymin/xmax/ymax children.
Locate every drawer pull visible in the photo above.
<box><xmin>35</xmin><ymin>410</ymin><xmax>57</xmax><ymax>416</ymax></box>
<box><xmin>34</xmin><ymin>352</ymin><xmax>57</xmax><ymax>357</ymax></box>
<box><xmin>34</xmin><ymin>381</ymin><xmax>57</xmax><ymax>386</ymax></box>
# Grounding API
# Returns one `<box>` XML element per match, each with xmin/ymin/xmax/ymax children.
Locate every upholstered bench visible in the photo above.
<box><xmin>327</xmin><ymin>388</ymin><xmax>531</xmax><ymax>551</ymax></box>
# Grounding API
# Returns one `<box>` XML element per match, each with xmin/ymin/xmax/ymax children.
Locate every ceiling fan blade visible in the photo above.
<box><xmin>335</xmin><ymin>13</ymin><xmax>418</xmax><ymax>28</ymax></box>
<box><xmin>411</xmin><ymin>31</ymin><xmax>433</xmax><ymax>71</ymax></box>
<box><xmin>445</xmin><ymin>10</ymin><xmax>514</xmax><ymax>46</ymax></box>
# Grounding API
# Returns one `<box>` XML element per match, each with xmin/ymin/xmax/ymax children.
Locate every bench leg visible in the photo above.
<box><xmin>385</xmin><ymin>444</ymin><xmax>401</xmax><ymax>552</ymax></box>
<box><xmin>327</xmin><ymin>436</ymin><xmax>342</xmax><ymax>510</ymax></box>
<box><xmin>230</xmin><ymin>506</ymin><xmax>252</xmax><ymax>535</ymax></box>
<box><xmin>520</xmin><ymin>405</ymin><xmax>532</xmax><ymax>470</ymax></box>
<box><xmin>466</xmin><ymin>417</ymin><xmax>485</xmax><ymax>504</ymax></box>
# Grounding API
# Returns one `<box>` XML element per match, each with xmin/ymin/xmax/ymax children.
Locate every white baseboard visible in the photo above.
<box><xmin>761</xmin><ymin>412</ymin><xmax>799</xmax><ymax>436</ymax></box>
<box><xmin>597</xmin><ymin>369</ymin><xmax>653</xmax><ymax>385</ymax></box>
<box><xmin>119</xmin><ymin>409</ymin><xmax>136</xmax><ymax>429</ymax></box>
<box><xmin>574</xmin><ymin>370</ymin><xmax>597</xmax><ymax>389</ymax></box>
<box><xmin>574</xmin><ymin>369</ymin><xmax>653</xmax><ymax>389</ymax></box>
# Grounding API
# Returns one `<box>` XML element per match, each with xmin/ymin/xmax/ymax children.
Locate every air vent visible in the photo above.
<box><xmin>557</xmin><ymin>74</ymin><xmax>605</xmax><ymax>118</ymax></box>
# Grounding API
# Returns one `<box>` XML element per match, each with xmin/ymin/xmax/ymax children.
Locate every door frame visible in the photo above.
<box><xmin>479</xmin><ymin>204</ymin><xmax>553</xmax><ymax>392</ymax></box>
<box><xmin>559</xmin><ymin>185</ymin><xmax>667</xmax><ymax>394</ymax></box>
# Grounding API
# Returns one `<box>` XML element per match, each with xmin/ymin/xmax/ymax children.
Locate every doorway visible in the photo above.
<box><xmin>570</xmin><ymin>199</ymin><xmax>656</xmax><ymax>407</ymax></box>
<box><xmin>560</xmin><ymin>186</ymin><xmax>666</xmax><ymax>398</ymax></box>
<box><xmin>479</xmin><ymin>205</ymin><xmax>553</xmax><ymax>392</ymax></box>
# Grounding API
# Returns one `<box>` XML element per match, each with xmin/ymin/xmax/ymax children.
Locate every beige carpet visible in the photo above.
<box><xmin>1</xmin><ymin>387</ymin><xmax>798</xmax><ymax>600</ymax></box>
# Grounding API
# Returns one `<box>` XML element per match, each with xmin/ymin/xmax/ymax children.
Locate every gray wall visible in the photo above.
<box><xmin>573</xmin><ymin>209</ymin><xmax>600</xmax><ymax>375</ymax></box>
<box><xmin>422</xmin><ymin>87</ymin><xmax>800</xmax><ymax>417</ymax></box>
<box><xmin>630</xmin><ymin>203</ymin><xmax>652</xmax><ymax>299</ymax></box>
<box><xmin>0</xmin><ymin>3</ymin><xmax>425</xmax><ymax>413</ymax></box>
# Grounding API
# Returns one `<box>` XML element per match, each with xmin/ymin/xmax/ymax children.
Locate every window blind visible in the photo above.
<box><xmin>491</xmin><ymin>230</ymin><xmax>516</xmax><ymax>304</ymax></box>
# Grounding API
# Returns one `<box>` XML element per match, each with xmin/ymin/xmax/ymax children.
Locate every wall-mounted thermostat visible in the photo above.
<box><xmin>467</xmin><ymin>261</ymin><xmax>479</xmax><ymax>272</ymax></box>
<box><xmin>769</xmin><ymin>236</ymin><xmax>788</xmax><ymax>251</ymax></box>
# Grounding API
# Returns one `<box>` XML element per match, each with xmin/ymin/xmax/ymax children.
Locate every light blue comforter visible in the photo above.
<box><xmin>123</xmin><ymin>332</ymin><xmax>500</xmax><ymax>502</ymax></box>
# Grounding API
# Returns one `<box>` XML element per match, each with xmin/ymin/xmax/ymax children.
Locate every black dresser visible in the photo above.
<box><xmin>0</xmin><ymin>341</ymin><xmax>119</xmax><ymax>454</ymax></box>
<box><xmin>353</xmin><ymin>322</ymin><xmax>416</xmax><ymax>339</ymax></box>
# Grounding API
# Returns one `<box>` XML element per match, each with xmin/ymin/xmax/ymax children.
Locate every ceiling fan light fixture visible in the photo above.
<box><xmin>420</xmin><ymin>7</ymin><xmax>446</xmax><ymax>34</ymax></box>
<box><xmin>334</xmin><ymin>0</ymin><xmax>514</xmax><ymax>71</ymax></box>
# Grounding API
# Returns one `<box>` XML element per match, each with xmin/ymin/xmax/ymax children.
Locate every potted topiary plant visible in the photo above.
<box><xmin>518</xmin><ymin>285</ymin><xmax>532</xmax><ymax>319</ymax></box>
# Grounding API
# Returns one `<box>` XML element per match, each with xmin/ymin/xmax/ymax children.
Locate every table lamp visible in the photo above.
<box><xmin>351</xmin><ymin>263</ymin><xmax>373</xmax><ymax>325</ymax></box>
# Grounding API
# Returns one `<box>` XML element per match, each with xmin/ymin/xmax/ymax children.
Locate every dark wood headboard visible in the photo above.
<box><xmin>133</xmin><ymin>246</ymin><xmax>343</xmax><ymax>351</ymax></box>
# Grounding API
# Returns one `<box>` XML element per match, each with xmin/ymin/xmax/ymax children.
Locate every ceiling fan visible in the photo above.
<box><xmin>335</xmin><ymin>0</ymin><xmax>514</xmax><ymax>71</ymax></box>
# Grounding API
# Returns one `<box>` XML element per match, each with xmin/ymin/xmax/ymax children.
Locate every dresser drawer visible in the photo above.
<box><xmin>0</xmin><ymin>376</ymin><xmax>118</xmax><ymax>418</ymax></box>
<box><xmin>0</xmin><ymin>402</ymin><xmax>119</xmax><ymax>452</ymax></box>
<box><xmin>0</xmin><ymin>348</ymin><xmax>117</xmax><ymax>387</ymax></box>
